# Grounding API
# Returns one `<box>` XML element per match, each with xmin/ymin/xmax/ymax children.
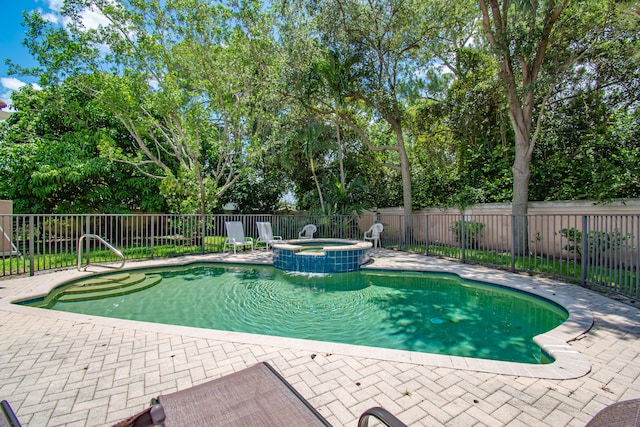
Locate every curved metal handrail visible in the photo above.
<box><xmin>358</xmin><ymin>407</ymin><xmax>408</xmax><ymax>427</ymax></box>
<box><xmin>77</xmin><ymin>234</ymin><xmax>125</xmax><ymax>271</ymax></box>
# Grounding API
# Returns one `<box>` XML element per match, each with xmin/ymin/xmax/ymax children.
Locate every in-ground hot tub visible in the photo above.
<box><xmin>272</xmin><ymin>239</ymin><xmax>372</xmax><ymax>273</ymax></box>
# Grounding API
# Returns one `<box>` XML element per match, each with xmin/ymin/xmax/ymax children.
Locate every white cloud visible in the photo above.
<box><xmin>78</xmin><ymin>7</ymin><xmax>111</xmax><ymax>30</ymax></box>
<box><xmin>0</xmin><ymin>90</ymin><xmax>13</xmax><ymax>107</ymax></box>
<box><xmin>43</xmin><ymin>0</ymin><xmax>64</xmax><ymax>13</ymax></box>
<box><xmin>0</xmin><ymin>79</ymin><xmax>42</xmax><ymax>108</ymax></box>
<box><xmin>40</xmin><ymin>11</ymin><xmax>60</xmax><ymax>24</ymax></box>
<box><xmin>1</xmin><ymin>77</ymin><xmax>28</xmax><ymax>91</ymax></box>
<box><xmin>31</xmin><ymin>0</ymin><xmax>63</xmax><ymax>24</ymax></box>
<box><xmin>0</xmin><ymin>77</ymin><xmax>42</xmax><ymax>92</ymax></box>
<box><xmin>38</xmin><ymin>0</ymin><xmax>111</xmax><ymax>32</ymax></box>
<box><xmin>59</xmin><ymin>3</ymin><xmax>112</xmax><ymax>31</ymax></box>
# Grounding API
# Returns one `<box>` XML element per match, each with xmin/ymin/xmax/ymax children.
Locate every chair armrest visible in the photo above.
<box><xmin>109</xmin><ymin>403</ymin><xmax>165</xmax><ymax>427</ymax></box>
<box><xmin>1</xmin><ymin>400</ymin><xmax>22</xmax><ymax>427</ymax></box>
<box><xmin>149</xmin><ymin>404</ymin><xmax>166</xmax><ymax>425</ymax></box>
<box><xmin>358</xmin><ymin>407</ymin><xmax>408</xmax><ymax>427</ymax></box>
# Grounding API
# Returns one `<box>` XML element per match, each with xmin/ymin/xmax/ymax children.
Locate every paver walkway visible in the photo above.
<box><xmin>1</xmin><ymin>250</ymin><xmax>639</xmax><ymax>426</ymax></box>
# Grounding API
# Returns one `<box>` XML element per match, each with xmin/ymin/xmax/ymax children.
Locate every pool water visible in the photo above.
<box><xmin>45</xmin><ymin>264</ymin><xmax>567</xmax><ymax>364</ymax></box>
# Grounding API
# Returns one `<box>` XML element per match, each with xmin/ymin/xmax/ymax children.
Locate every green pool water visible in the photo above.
<box><xmin>43</xmin><ymin>264</ymin><xmax>568</xmax><ymax>364</ymax></box>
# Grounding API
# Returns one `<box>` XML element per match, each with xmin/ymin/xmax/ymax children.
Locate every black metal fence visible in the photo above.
<box><xmin>1</xmin><ymin>213</ymin><xmax>638</xmax><ymax>301</ymax></box>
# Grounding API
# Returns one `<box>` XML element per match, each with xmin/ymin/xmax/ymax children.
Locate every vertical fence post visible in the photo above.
<box><xmin>581</xmin><ymin>215</ymin><xmax>588</xmax><ymax>286</ymax></box>
<box><xmin>510</xmin><ymin>215</ymin><xmax>516</xmax><ymax>272</ymax></box>
<box><xmin>461</xmin><ymin>214</ymin><xmax>466</xmax><ymax>263</ymax></box>
<box><xmin>636</xmin><ymin>215</ymin><xmax>640</xmax><ymax>300</ymax></box>
<box><xmin>85</xmin><ymin>215</ymin><xmax>91</xmax><ymax>266</ymax></box>
<box><xmin>425</xmin><ymin>214</ymin><xmax>429</xmax><ymax>256</ymax></box>
<box><xmin>201</xmin><ymin>214</ymin><xmax>205</xmax><ymax>255</ymax></box>
<box><xmin>150</xmin><ymin>215</ymin><xmax>155</xmax><ymax>259</ymax></box>
<box><xmin>28</xmin><ymin>215</ymin><xmax>35</xmax><ymax>276</ymax></box>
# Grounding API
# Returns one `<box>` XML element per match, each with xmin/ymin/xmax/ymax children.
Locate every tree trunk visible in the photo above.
<box><xmin>511</xmin><ymin>117</ymin><xmax>533</xmax><ymax>256</ymax></box>
<box><xmin>399</xmin><ymin>146</ymin><xmax>412</xmax><ymax>217</ymax></box>
<box><xmin>335</xmin><ymin>116</ymin><xmax>346</xmax><ymax>189</ymax></box>
<box><xmin>396</xmin><ymin>127</ymin><xmax>413</xmax><ymax>245</ymax></box>
<box><xmin>310</xmin><ymin>156</ymin><xmax>325</xmax><ymax>213</ymax></box>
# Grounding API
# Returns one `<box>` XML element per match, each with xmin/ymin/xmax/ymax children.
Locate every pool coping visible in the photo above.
<box><xmin>0</xmin><ymin>250</ymin><xmax>594</xmax><ymax>380</ymax></box>
<box><xmin>272</xmin><ymin>238</ymin><xmax>373</xmax><ymax>252</ymax></box>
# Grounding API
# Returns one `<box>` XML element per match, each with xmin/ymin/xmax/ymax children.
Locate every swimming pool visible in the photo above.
<box><xmin>24</xmin><ymin>263</ymin><xmax>568</xmax><ymax>364</ymax></box>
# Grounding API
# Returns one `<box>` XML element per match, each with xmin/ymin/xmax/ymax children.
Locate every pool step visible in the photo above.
<box><xmin>29</xmin><ymin>272</ymin><xmax>163</xmax><ymax>307</ymax></box>
<box><xmin>66</xmin><ymin>273</ymin><xmax>132</xmax><ymax>287</ymax></box>
<box><xmin>57</xmin><ymin>274</ymin><xmax>162</xmax><ymax>303</ymax></box>
<box><xmin>65</xmin><ymin>273</ymin><xmax>147</xmax><ymax>294</ymax></box>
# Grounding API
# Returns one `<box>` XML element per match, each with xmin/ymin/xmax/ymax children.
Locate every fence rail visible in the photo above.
<box><xmin>1</xmin><ymin>213</ymin><xmax>638</xmax><ymax>301</ymax></box>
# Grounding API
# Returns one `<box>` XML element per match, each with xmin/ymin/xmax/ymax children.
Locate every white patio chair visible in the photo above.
<box><xmin>298</xmin><ymin>224</ymin><xmax>317</xmax><ymax>239</ymax></box>
<box><xmin>256</xmin><ymin>222</ymin><xmax>282</xmax><ymax>250</ymax></box>
<box><xmin>224</xmin><ymin>221</ymin><xmax>254</xmax><ymax>254</ymax></box>
<box><xmin>364</xmin><ymin>223</ymin><xmax>383</xmax><ymax>248</ymax></box>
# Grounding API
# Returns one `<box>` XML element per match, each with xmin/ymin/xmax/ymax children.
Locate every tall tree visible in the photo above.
<box><xmin>477</xmin><ymin>0</ymin><xmax>630</xmax><ymax>251</ymax></box>
<box><xmin>0</xmin><ymin>83</ymin><xmax>165</xmax><ymax>213</ymax></box>
<box><xmin>280</xmin><ymin>0</ymin><xmax>447</xmax><ymax>239</ymax></box>
<box><xmin>15</xmin><ymin>0</ymin><xmax>279</xmax><ymax>214</ymax></box>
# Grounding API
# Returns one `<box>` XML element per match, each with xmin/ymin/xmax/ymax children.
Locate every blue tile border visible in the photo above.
<box><xmin>273</xmin><ymin>239</ymin><xmax>372</xmax><ymax>273</ymax></box>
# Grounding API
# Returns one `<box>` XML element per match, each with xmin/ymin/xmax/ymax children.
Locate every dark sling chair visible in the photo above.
<box><xmin>112</xmin><ymin>362</ymin><xmax>408</xmax><ymax>427</ymax></box>
<box><xmin>585</xmin><ymin>398</ymin><xmax>640</xmax><ymax>427</ymax></box>
<box><xmin>2</xmin><ymin>363</ymin><xmax>405</xmax><ymax>427</ymax></box>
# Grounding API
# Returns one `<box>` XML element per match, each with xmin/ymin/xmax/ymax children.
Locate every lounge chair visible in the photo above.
<box><xmin>0</xmin><ymin>400</ymin><xmax>21</xmax><ymax>427</ymax></box>
<box><xmin>364</xmin><ymin>223</ymin><xmax>384</xmax><ymax>248</ymax></box>
<box><xmin>0</xmin><ymin>226</ymin><xmax>22</xmax><ymax>259</ymax></box>
<box><xmin>299</xmin><ymin>224</ymin><xmax>317</xmax><ymax>239</ymax></box>
<box><xmin>223</xmin><ymin>221</ymin><xmax>254</xmax><ymax>254</ymax></box>
<box><xmin>585</xmin><ymin>398</ymin><xmax>640</xmax><ymax>427</ymax></box>
<box><xmin>256</xmin><ymin>222</ymin><xmax>282</xmax><ymax>250</ymax></box>
<box><xmin>111</xmin><ymin>362</ymin><xmax>407</xmax><ymax>427</ymax></box>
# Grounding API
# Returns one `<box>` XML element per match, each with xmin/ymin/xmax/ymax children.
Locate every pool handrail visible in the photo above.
<box><xmin>77</xmin><ymin>233</ymin><xmax>125</xmax><ymax>271</ymax></box>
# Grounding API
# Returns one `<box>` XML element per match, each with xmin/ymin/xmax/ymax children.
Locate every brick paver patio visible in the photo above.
<box><xmin>1</xmin><ymin>250</ymin><xmax>639</xmax><ymax>426</ymax></box>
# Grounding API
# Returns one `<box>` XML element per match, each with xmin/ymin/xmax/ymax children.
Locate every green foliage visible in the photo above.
<box><xmin>532</xmin><ymin>90</ymin><xmax>640</xmax><ymax>201</ymax></box>
<box><xmin>0</xmin><ymin>83</ymin><xmax>165</xmax><ymax>213</ymax></box>
<box><xmin>322</xmin><ymin>178</ymin><xmax>368</xmax><ymax>215</ymax></box>
<box><xmin>279</xmin><ymin>0</ymin><xmax>452</xmax><ymax>215</ymax></box>
<box><xmin>408</xmin><ymin>46</ymin><xmax>514</xmax><ymax>209</ymax></box>
<box><xmin>2</xmin><ymin>0</ymin><xmax>638</xmax><ymax>215</ymax></box>
<box><xmin>407</xmin><ymin>100</ymin><xmax>458</xmax><ymax>208</ymax></box>
<box><xmin>450</xmin><ymin>219</ymin><xmax>485</xmax><ymax>249</ymax></box>
<box><xmin>11</xmin><ymin>0</ymin><xmax>282</xmax><ymax>214</ymax></box>
<box><xmin>218</xmin><ymin>167</ymin><xmax>288</xmax><ymax>214</ymax></box>
<box><xmin>158</xmin><ymin>168</ymin><xmax>204</xmax><ymax>215</ymax></box>
<box><xmin>559</xmin><ymin>227</ymin><xmax>634</xmax><ymax>258</ymax></box>
<box><xmin>559</xmin><ymin>228</ymin><xmax>583</xmax><ymax>256</ymax></box>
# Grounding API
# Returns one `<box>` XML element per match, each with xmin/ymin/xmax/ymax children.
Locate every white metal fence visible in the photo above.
<box><xmin>1</xmin><ymin>213</ymin><xmax>638</xmax><ymax>301</ymax></box>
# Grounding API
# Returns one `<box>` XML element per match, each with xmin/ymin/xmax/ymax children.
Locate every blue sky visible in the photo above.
<box><xmin>0</xmin><ymin>0</ymin><xmax>59</xmax><ymax>106</ymax></box>
<box><xmin>1</xmin><ymin>0</ymin><xmax>112</xmax><ymax>107</ymax></box>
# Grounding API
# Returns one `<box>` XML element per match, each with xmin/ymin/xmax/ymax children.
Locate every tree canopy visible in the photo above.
<box><xmin>1</xmin><ymin>0</ymin><xmax>638</xmax><ymax>215</ymax></box>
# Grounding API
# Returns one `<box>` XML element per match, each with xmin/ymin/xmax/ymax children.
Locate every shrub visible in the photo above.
<box><xmin>450</xmin><ymin>220</ymin><xmax>485</xmax><ymax>249</ymax></box>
